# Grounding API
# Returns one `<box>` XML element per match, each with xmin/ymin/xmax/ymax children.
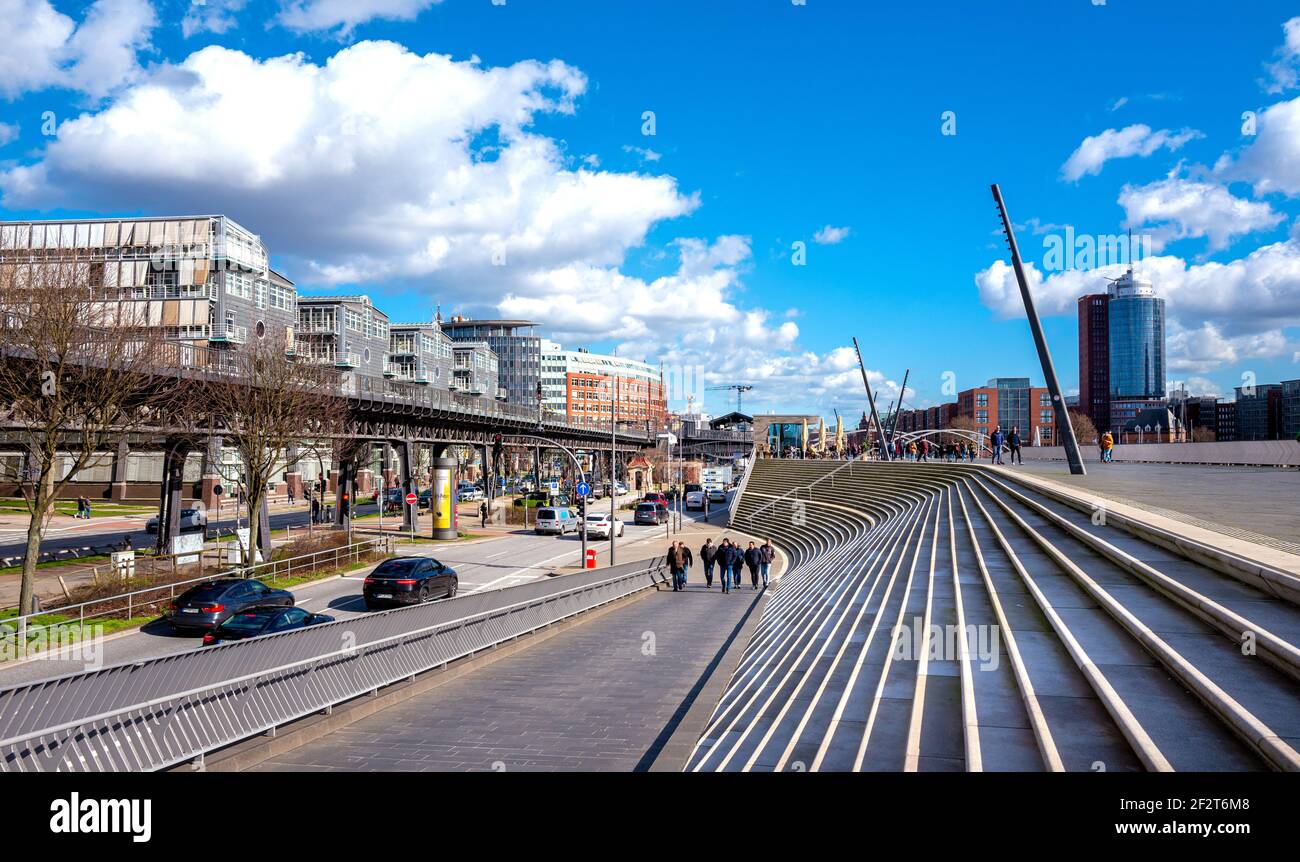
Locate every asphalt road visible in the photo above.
<box><xmin>0</xmin><ymin>492</ymin><xmax>733</xmax><ymax>688</ymax></box>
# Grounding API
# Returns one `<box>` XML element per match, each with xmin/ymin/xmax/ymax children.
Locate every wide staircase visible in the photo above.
<box><xmin>687</xmin><ymin>458</ymin><xmax>1300</xmax><ymax>772</ymax></box>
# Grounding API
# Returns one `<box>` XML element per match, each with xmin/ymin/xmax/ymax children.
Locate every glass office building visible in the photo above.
<box><xmin>440</xmin><ymin>317</ymin><xmax>540</xmax><ymax>408</ymax></box>
<box><xmin>1108</xmin><ymin>269</ymin><xmax>1165</xmax><ymax>400</ymax></box>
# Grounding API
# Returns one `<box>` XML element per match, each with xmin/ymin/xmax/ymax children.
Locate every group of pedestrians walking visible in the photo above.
<box><xmin>73</xmin><ymin>496</ymin><xmax>92</xmax><ymax>519</ymax></box>
<box><xmin>669</xmin><ymin>537</ymin><xmax>775</xmax><ymax>592</ymax></box>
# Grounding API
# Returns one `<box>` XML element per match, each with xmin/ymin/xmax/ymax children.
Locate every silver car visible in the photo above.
<box><xmin>583</xmin><ymin>512</ymin><xmax>624</xmax><ymax>538</ymax></box>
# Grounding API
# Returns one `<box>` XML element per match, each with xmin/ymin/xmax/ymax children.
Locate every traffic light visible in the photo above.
<box><xmin>341</xmin><ymin>491</ymin><xmax>351</xmax><ymax>516</ymax></box>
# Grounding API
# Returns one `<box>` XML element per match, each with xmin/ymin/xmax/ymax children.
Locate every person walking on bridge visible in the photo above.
<box><xmin>717</xmin><ymin>539</ymin><xmax>733</xmax><ymax>593</ymax></box>
<box><xmin>668</xmin><ymin>541</ymin><xmax>686</xmax><ymax>592</ymax></box>
<box><xmin>700</xmin><ymin>538</ymin><xmax>718</xmax><ymax>588</ymax></box>
<box><xmin>744</xmin><ymin>541</ymin><xmax>762</xmax><ymax>590</ymax></box>
<box><xmin>759</xmin><ymin>539</ymin><xmax>776</xmax><ymax>588</ymax></box>
<box><xmin>1101</xmin><ymin>431</ymin><xmax>1115</xmax><ymax>463</ymax></box>
<box><xmin>1008</xmin><ymin>426</ymin><xmax>1023</xmax><ymax>465</ymax></box>
<box><xmin>990</xmin><ymin>426</ymin><xmax>1006</xmax><ymax>465</ymax></box>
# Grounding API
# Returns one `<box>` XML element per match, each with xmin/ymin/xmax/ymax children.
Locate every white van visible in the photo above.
<box><xmin>534</xmin><ymin>507</ymin><xmax>578</xmax><ymax>535</ymax></box>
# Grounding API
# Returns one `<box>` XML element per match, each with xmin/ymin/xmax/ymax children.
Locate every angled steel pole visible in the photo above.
<box><xmin>852</xmin><ymin>337</ymin><xmax>891</xmax><ymax>461</ymax></box>
<box><xmin>990</xmin><ymin>183</ymin><xmax>1086</xmax><ymax>475</ymax></box>
<box><xmin>887</xmin><ymin>367</ymin><xmax>910</xmax><ymax>445</ymax></box>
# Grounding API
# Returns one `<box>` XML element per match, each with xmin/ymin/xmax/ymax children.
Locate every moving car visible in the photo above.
<box><xmin>363</xmin><ymin>556</ymin><xmax>459</xmax><ymax>609</ymax></box>
<box><xmin>685</xmin><ymin>490</ymin><xmax>706</xmax><ymax>510</ymax></box>
<box><xmin>145</xmin><ymin>508</ymin><xmax>207</xmax><ymax>534</ymax></box>
<box><xmin>457</xmin><ymin>482</ymin><xmax>484</xmax><ymax>501</ymax></box>
<box><xmin>166</xmin><ymin>578</ymin><xmax>293</xmax><ymax>632</ymax></box>
<box><xmin>201</xmin><ymin>605</ymin><xmax>334</xmax><ymax>646</ymax></box>
<box><xmin>642</xmin><ymin>492</ymin><xmax>669</xmax><ymax>507</ymax></box>
<box><xmin>535</xmin><ymin>507</ymin><xmax>579</xmax><ymax>535</ymax></box>
<box><xmin>707</xmin><ymin>487</ymin><xmax>727</xmax><ymax>504</ymax></box>
<box><xmin>583</xmin><ymin>512</ymin><xmax>624</xmax><ymax>538</ymax></box>
<box><xmin>634</xmin><ymin>502</ymin><xmax>669</xmax><ymax>525</ymax></box>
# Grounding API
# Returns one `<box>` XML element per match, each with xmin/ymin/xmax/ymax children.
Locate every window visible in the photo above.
<box><xmin>975</xmin><ymin>410</ymin><xmax>988</xmax><ymax>424</ymax></box>
<box><xmin>1040</xmin><ymin>409</ymin><xmax>1054</xmax><ymax>424</ymax></box>
<box><xmin>975</xmin><ymin>393</ymin><xmax>989</xmax><ymax>408</ymax></box>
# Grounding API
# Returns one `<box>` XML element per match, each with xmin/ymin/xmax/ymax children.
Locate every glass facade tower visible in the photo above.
<box><xmin>1108</xmin><ymin>269</ymin><xmax>1165</xmax><ymax>399</ymax></box>
<box><xmin>440</xmin><ymin>318</ymin><xmax>540</xmax><ymax>408</ymax></box>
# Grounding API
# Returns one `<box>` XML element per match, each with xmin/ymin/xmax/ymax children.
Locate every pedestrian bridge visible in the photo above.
<box><xmin>3</xmin><ymin>458</ymin><xmax>1298</xmax><ymax>772</ymax></box>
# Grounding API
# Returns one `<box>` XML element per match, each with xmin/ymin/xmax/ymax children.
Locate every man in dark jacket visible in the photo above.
<box><xmin>758</xmin><ymin>539</ymin><xmax>776</xmax><ymax>588</ymax></box>
<box><xmin>717</xmin><ymin>540</ymin><xmax>732</xmax><ymax>592</ymax></box>
<box><xmin>667</xmin><ymin>541</ymin><xmax>685</xmax><ymax>591</ymax></box>
<box><xmin>1008</xmin><ymin>426</ymin><xmax>1023</xmax><ymax>465</ymax></box>
<box><xmin>726</xmin><ymin>541</ymin><xmax>743</xmax><ymax>590</ymax></box>
<box><xmin>744</xmin><ymin>542</ymin><xmax>761</xmax><ymax>589</ymax></box>
<box><xmin>700</xmin><ymin>538</ymin><xmax>717</xmax><ymax>588</ymax></box>
<box><xmin>680</xmin><ymin>542</ymin><xmax>693</xmax><ymax>589</ymax></box>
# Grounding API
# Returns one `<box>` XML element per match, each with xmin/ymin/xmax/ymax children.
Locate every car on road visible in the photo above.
<box><xmin>642</xmin><ymin>492</ymin><xmax>669</xmax><ymax>507</ymax></box>
<box><xmin>457</xmin><ymin>482</ymin><xmax>484</xmax><ymax>501</ymax></box>
<box><xmin>363</xmin><ymin>556</ymin><xmax>459</xmax><ymax>609</ymax></box>
<box><xmin>685</xmin><ymin>490</ymin><xmax>706</xmax><ymax>510</ymax></box>
<box><xmin>583</xmin><ymin>512</ymin><xmax>624</xmax><ymax>538</ymax></box>
<box><xmin>634</xmin><ymin>502</ymin><xmax>669</xmax><ymax>526</ymax></box>
<box><xmin>534</xmin><ymin>506</ymin><xmax>579</xmax><ymax>535</ymax></box>
<box><xmin>201</xmin><ymin>605</ymin><xmax>334</xmax><ymax>646</ymax></box>
<box><xmin>145</xmin><ymin>507</ymin><xmax>207</xmax><ymax>534</ymax></box>
<box><xmin>685</xmin><ymin>483</ymin><xmax>702</xmax><ymax>494</ymax></box>
<box><xmin>707</xmin><ymin>488</ymin><xmax>727</xmax><ymax>504</ymax></box>
<box><xmin>166</xmin><ymin>578</ymin><xmax>293</xmax><ymax>633</ymax></box>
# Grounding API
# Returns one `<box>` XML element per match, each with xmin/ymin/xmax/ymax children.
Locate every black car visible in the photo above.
<box><xmin>634</xmin><ymin>502</ymin><xmax>669</xmax><ymax>525</ymax></box>
<box><xmin>201</xmin><ymin>605</ymin><xmax>335</xmax><ymax>646</ymax></box>
<box><xmin>166</xmin><ymin>578</ymin><xmax>294</xmax><ymax>632</ymax></box>
<box><xmin>363</xmin><ymin>556</ymin><xmax>458</xmax><ymax>609</ymax></box>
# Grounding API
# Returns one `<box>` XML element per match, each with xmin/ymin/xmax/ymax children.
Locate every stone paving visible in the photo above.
<box><xmin>250</xmin><ymin>577</ymin><xmax>764</xmax><ymax>772</ymax></box>
<box><xmin>1011</xmin><ymin>461</ymin><xmax>1300</xmax><ymax>552</ymax></box>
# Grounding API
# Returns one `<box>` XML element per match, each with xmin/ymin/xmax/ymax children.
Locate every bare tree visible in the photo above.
<box><xmin>202</xmin><ymin>333</ymin><xmax>348</xmax><ymax>567</ymax></box>
<box><xmin>1068</xmin><ymin>410</ymin><xmax>1099</xmax><ymax>448</ymax></box>
<box><xmin>1191</xmin><ymin>426</ymin><xmax>1217</xmax><ymax>443</ymax></box>
<box><xmin>0</xmin><ymin>255</ymin><xmax>192</xmax><ymax>616</ymax></box>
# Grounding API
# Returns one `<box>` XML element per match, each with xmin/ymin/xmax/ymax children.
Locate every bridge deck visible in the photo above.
<box><xmin>249</xmin><ymin>584</ymin><xmax>764</xmax><ymax>772</ymax></box>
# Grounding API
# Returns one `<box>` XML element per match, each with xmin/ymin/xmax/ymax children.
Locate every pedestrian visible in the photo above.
<box><xmin>701</xmin><ymin>538</ymin><xmax>717</xmax><ymax>588</ymax></box>
<box><xmin>730</xmin><ymin>542</ymin><xmax>744</xmax><ymax>590</ymax></box>
<box><xmin>1008</xmin><ymin>426</ymin><xmax>1023</xmax><ymax>465</ymax></box>
<box><xmin>287</xmin><ymin>486</ymin><xmax>295</xmax><ymax>505</ymax></box>
<box><xmin>1101</xmin><ymin>431</ymin><xmax>1115</xmax><ymax>463</ymax></box>
<box><xmin>480</xmin><ymin>501</ymin><xmax>489</xmax><ymax>528</ymax></box>
<box><xmin>74</xmin><ymin>496</ymin><xmax>85</xmax><ymax>519</ymax></box>
<box><xmin>759</xmin><ymin>538</ymin><xmax>776</xmax><ymax>588</ymax></box>
<box><xmin>310</xmin><ymin>495</ymin><xmax>321</xmax><ymax>524</ymax></box>
<box><xmin>990</xmin><ymin>426</ymin><xmax>1005</xmax><ymax>465</ymax></box>
<box><xmin>667</xmin><ymin>541</ymin><xmax>685</xmax><ymax>592</ymax></box>
<box><xmin>83</xmin><ymin>496</ymin><xmax>92</xmax><ymax>518</ymax></box>
<box><xmin>718</xmin><ymin>540</ymin><xmax>732</xmax><ymax>593</ymax></box>
<box><xmin>744</xmin><ymin>541</ymin><xmax>761</xmax><ymax>589</ymax></box>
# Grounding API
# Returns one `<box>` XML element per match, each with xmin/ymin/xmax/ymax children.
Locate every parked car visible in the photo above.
<box><xmin>145</xmin><ymin>508</ymin><xmax>207</xmax><ymax>534</ymax></box>
<box><xmin>363</xmin><ymin>556</ymin><xmax>458</xmax><ymax>609</ymax></box>
<box><xmin>583</xmin><ymin>512</ymin><xmax>624</xmax><ymax>538</ymax></box>
<box><xmin>643</xmin><ymin>492</ymin><xmax>669</xmax><ymax>507</ymax></box>
<box><xmin>201</xmin><ymin>605</ymin><xmax>334</xmax><ymax>646</ymax></box>
<box><xmin>634</xmin><ymin>502</ymin><xmax>669</xmax><ymax>525</ymax></box>
<box><xmin>166</xmin><ymin>578</ymin><xmax>293</xmax><ymax>633</ymax></box>
<box><xmin>685</xmin><ymin>490</ymin><xmax>706</xmax><ymax>510</ymax></box>
<box><xmin>707</xmin><ymin>488</ymin><xmax>727</xmax><ymax>504</ymax></box>
<box><xmin>535</xmin><ymin>507</ymin><xmax>579</xmax><ymax>535</ymax></box>
<box><xmin>457</xmin><ymin>483</ymin><xmax>484</xmax><ymax>501</ymax></box>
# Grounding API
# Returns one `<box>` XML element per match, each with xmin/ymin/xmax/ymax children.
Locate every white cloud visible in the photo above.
<box><xmin>182</xmin><ymin>0</ymin><xmax>248</xmax><ymax>38</ymax></box>
<box><xmin>975</xmin><ymin>239</ymin><xmax>1300</xmax><ymax>373</ymax></box>
<box><xmin>622</xmin><ymin>145</ymin><xmax>662</xmax><ymax>163</ymax></box>
<box><xmin>0</xmin><ymin>0</ymin><xmax>155</xmax><ymax>100</ymax></box>
<box><xmin>277</xmin><ymin>0</ymin><xmax>442</xmax><ymax>37</ymax></box>
<box><xmin>1108</xmin><ymin>96</ymin><xmax>1129</xmax><ymax>112</ymax></box>
<box><xmin>813</xmin><ymin>224</ymin><xmax>850</xmax><ymax>245</ymax></box>
<box><xmin>0</xmin><ymin>122</ymin><xmax>18</xmax><ymax>146</ymax></box>
<box><xmin>1228</xmin><ymin>94</ymin><xmax>1300</xmax><ymax>197</ymax></box>
<box><xmin>1173</xmin><ymin>375</ymin><xmax>1223</xmax><ymax>397</ymax></box>
<box><xmin>1060</xmin><ymin>124</ymin><xmax>1203</xmax><ymax>182</ymax></box>
<box><xmin>1263</xmin><ymin>16</ymin><xmax>1300</xmax><ymax>93</ymax></box>
<box><xmin>1119</xmin><ymin>175</ymin><xmax>1283</xmax><ymax>251</ymax></box>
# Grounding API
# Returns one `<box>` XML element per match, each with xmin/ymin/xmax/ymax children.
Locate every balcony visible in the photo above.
<box><xmin>209</xmin><ymin>323</ymin><xmax>247</xmax><ymax>344</ymax></box>
<box><xmin>334</xmin><ymin>351</ymin><xmax>360</xmax><ymax>369</ymax></box>
<box><xmin>414</xmin><ymin>370</ymin><xmax>431</xmax><ymax>385</ymax></box>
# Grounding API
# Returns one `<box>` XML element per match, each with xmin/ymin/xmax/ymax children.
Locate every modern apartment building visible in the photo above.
<box><xmin>1216</xmin><ymin>401</ymin><xmax>1237</xmax><ymax>442</ymax></box>
<box><xmin>957</xmin><ymin>378</ymin><xmax>1055</xmax><ymax>444</ymax></box>
<box><xmin>1235</xmin><ymin>384</ymin><xmax>1284</xmax><ymax>441</ymax></box>
<box><xmin>1283</xmin><ymin>379</ymin><xmax>1300</xmax><ymax>440</ymax></box>
<box><xmin>387</xmin><ymin>320</ymin><xmax>455</xmax><ymax>387</ymax></box>
<box><xmin>540</xmin><ymin>340</ymin><xmax>667</xmax><ymax>424</ymax></box>
<box><xmin>452</xmin><ymin>342</ymin><xmax>500</xmax><ymax>400</ymax></box>
<box><xmin>0</xmin><ymin>215</ymin><xmax>297</xmax><ymax>351</ymax></box>
<box><xmin>296</xmin><ymin>295</ymin><xmax>390</xmax><ymax>378</ymax></box>
<box><xmin>441</xmin><ymin>317</ymin><xmax>540</xmax><ymax>408</ymax></box>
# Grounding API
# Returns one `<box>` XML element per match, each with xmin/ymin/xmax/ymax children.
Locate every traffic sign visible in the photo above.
<box><xmin>575</xmin><ymin>481</ymin><xmax>591</xmax><ymax>497</ymax></box>
<box><xmin>406</xmin><ymin>492</ymin><xmax>418</xmax><ymax>505</ymax></box>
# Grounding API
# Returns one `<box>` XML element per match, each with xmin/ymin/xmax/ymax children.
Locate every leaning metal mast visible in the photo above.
<box><xmin>990</xmin><ymin>184</ymin><xmax>1086</xmax><ymax>475</ymax></box>
<box><xmin>852</xmin><ymin>337</ymin><xmax>891</xmax><ymax>461</ymax></box>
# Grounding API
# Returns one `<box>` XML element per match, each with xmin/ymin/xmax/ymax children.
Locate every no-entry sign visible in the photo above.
<box><xmin>406</xmin><ymin>492</ymin><xmax>417</xmax><ymax>505</ymax></box>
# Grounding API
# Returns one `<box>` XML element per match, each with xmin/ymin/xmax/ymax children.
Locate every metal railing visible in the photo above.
<box><xmin>727</xmin><ymin>444</ymin><xmax>758</xmax><ymax>528</ymax></box>
<box><xmin>0</xmin><ymin>555</ymin><xmax>668</xmax><ymax>772</ymax></box>
<box><xmin>0</xmin><ymin>537</ymin><xmax>393</xmax><ymax>653</ymax></box>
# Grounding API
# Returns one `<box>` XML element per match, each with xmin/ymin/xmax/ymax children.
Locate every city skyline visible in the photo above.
<box><xmin>1</xmin><ymin>1</ymin><xmax>1299</xmax><ymax>418</ymax></box>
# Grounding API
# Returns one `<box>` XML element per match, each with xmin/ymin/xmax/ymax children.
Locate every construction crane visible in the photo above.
<box><xmin>707</xmin><ymin>383</ymin><xmax>754</xmax><ymax>413</ymax></box>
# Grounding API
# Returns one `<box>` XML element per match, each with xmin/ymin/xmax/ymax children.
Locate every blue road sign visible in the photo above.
<box><xmin>576</xmin><ymin>481</ymin><xmax>591</xmax><ymax>497</ymax></box>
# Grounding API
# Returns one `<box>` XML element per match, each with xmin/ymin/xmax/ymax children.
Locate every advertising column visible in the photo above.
<box><xmin>431</xmin><ymin>455</ymin><xmax>458</xmax><ymax>540</ymax></box>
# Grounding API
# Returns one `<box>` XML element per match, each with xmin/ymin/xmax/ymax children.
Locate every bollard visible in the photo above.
<box><xmin>585</xmin><ymin>548</ymin><xmax>597</xmax><ymax>569</ymax></box>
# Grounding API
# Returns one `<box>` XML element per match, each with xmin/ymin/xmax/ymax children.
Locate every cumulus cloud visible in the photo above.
<box><xmin>813</xmin><ymin>224</ymin><xmax>850</xmax><ymax>245</ymax></box>
<box><xmin>182</xmin><ymin>0</ymin><xmax>248</xmax><ymax>38</ymax></box>
<box><xmin>0</xmin><ymin>0</ymin><xmax>155</xmax><ymax>100</ymax></box>
<box><xmin>1263</xmin><ymin>16</ymin><xmax>1300</xmax><ymax>93</ymax></box>
<box><xmin>0</xmin><ymin>122</ymin><xmax>18</xmax><ymax>147</ymax></box>
<box><xmin>1226</xmin><ymin>94</ymin><xmax>1300</xmax><ymax>197</ymax></box>
<box><xmin>975</xmin><ymin>239</ymin><xmax>1300</xmax><ymax>373</ymax></box>
<box><xmin>1119</xmin><ymin>175</ymin><xmax>1283</xmax><ymax>251</ymax></box>
<box><xmin>1060</xmin><ymin>124</ymin><xmax>1203</xmax><ymax>182</ymax></box>
<box><xmin>622</xmin><ymin>145</ymin><xmax>661</xmax><ymax>163</ymax></box>
<box><xmin>277</xmin><ymin>0</ymin><xmax>443</xmax><ymax>37</ymax></box>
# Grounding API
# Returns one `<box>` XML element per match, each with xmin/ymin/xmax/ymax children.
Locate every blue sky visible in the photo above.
<box><xmin>3</xmin><ymin>0</ymin><xmax>1300</xmax><ymax>418</ymax></box>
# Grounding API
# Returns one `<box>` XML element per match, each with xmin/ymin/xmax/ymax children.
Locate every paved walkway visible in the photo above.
<box><xmin>250</xmin><ymin>579</ymin><xmax>765</xmax><ymax>772</ymax></box>
<box><xmin>1010</xmin><ymin>461</ymin><xmax>1300</xmax><ymax>553</ymax></box>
